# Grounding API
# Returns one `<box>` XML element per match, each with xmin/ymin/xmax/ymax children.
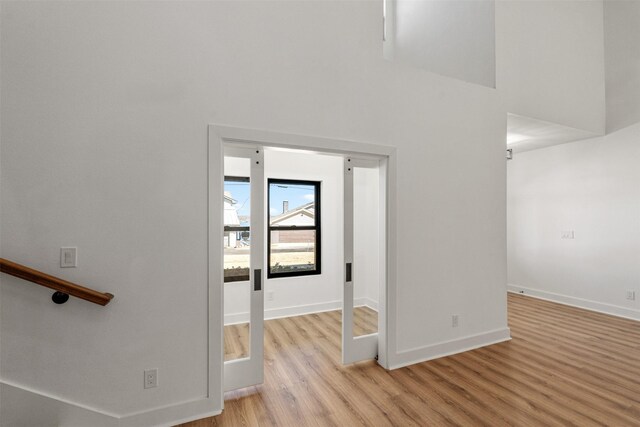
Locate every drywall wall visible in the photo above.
<box><xmin>507</xmin><ymin>122</ymin><xmax>640</xmax><ymax>320</ymax></box>
<box><xmin>391</xmin><ymin>0</ymin><xmax>496</xmax><ymax>88</ymax></box>
<box><xmin>496</xmin><ymin>0</ymin><xmax>606</xmax><ymax>134</ymax></box>
<box><xmin>1</xmin><ymin>1</ymin><xmax>508</xmax><ymax>424</ymax></box>
<box><xmin>605</xmin><ymin>0</ymin><xmax>640</xmax><ymax>133</ymax></box>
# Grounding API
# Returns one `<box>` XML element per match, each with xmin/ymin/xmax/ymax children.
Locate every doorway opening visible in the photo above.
<box><xmin>209</xmin><ymin>126</ymin><xmax>395</xmax><ymax>400</ymax></box>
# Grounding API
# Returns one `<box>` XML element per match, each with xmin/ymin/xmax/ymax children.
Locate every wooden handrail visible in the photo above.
<box><xmin>0</xmin><ymin>258</ymin><xmax>114</xmax><ymax>306</ymax></box>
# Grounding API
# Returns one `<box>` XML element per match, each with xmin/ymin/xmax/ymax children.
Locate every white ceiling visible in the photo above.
<box><xmin>507</xmin><ymin>113</ymin><xmax>601</xmax><ymax>153</ymax></box>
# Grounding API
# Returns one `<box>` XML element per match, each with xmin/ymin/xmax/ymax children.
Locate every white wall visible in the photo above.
<box><xmin>604</xmin><ymin>0</ymin><xmax>640</xmax><ymax>133</ymax></box>
<box><xmin>506</xmin><ymin>0</ymin><xmax>640</xmax><ymax>320</ymax></box>
<box><xmin>496</xmin><ymin>0</ymin><xmax>606</xmax><ymax>134</ymax></box>
<box><xmin>507</xmin><ymin>122</ymin><xmax>640</xmax><ymax>320</ymax></box>
<box><xmin>1</xmin><ymin>1</ymin><xmax>508</xmax><ymax>425</ymax></box>
<box><xmin>353</xmin><ymin>166</ymin><xmax>381</xmax><ymax>311</ymax></box>
<box><xmin>391</xmin><ymin>0</ymin><xmax>496</xmax><ymax>88</ymax></box>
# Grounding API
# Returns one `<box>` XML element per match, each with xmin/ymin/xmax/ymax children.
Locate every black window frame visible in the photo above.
<box><xmin>267</xmin><ymin>178</ymin><xmax>321</xmax><ymax>279</ymax></box>
<box><xmin>223</xmin><ymin>175</ymin><xmax>251</xmax><ymax>283</ymax></box>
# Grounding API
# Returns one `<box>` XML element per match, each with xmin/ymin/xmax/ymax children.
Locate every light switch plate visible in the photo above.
<box><xmin>60</xmin><ymin>247</ymin><xmax>77</xmax><ymax>268</ymax></box>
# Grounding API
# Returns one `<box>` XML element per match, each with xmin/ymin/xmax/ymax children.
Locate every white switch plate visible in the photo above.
<box><xmin>144</xmin><ymin>369</ymin><xmax>158</xmax><ymax>389</ymax></box>
<box><xmin>60</xmin><ymin>247</ymin><xmax>77</xmax><ymax>268</ymax></box>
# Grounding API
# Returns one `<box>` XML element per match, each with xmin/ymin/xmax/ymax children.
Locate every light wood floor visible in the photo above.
<box><xmin>224</xmin><ymin>306</ymin><xmax>378</xmax><ymax>361</ymax></box>
<box><xmin>181</xmin><ymin>294</ymin><xmax>640</xmax><ymax>426</ymax></box>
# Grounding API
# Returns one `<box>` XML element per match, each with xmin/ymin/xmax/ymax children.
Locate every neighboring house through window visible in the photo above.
<box><xmin>268</xmin><ymin>179</ymin><xmax>321</xmax><ymax>278</ymax></box>
<box><xmin>224</xmin><ymin>176</ymin><xmax>250</xmax><ymax>282</ymax></box>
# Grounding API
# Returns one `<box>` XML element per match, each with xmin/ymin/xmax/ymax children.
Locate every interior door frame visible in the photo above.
<box><xmin>208</xmin><ymin>125</ymin><xmax>397</xmax><ymax>410</ymax></box>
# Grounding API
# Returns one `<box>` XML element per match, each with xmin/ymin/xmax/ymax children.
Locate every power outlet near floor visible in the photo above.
<box><xmin>267</xmin><ymin>291</ymin><xmax>275</xmax><ymax>302</ymax></box>
<box><xmin>626</xmin><ymin>290</ymin><xmax>636</xmax><ymax>301</ymax></box>
<box><xmin>452</xmin><ymin>314</ymin><xmax>459</xmax><ymax>328</ymax></box>
<box><xmin>144</xmin><ymin>369</ymin><xmax>158</xmax><ymax>389</ymax></box>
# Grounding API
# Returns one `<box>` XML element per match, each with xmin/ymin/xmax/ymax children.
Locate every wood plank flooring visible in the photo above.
<box><xmin>224</xmin><ymin>322</ymin><xmax>250</xmax><ymax>361</ymax></box>
<box><xmin>224</xmin><ymin>307</ymin><xmax>378</xmax><ymax>361</ymax></box>
<box><xmin>180</xmin><ymin>294</ymin><xmax>640</xmax><ymax>426</ymax></box>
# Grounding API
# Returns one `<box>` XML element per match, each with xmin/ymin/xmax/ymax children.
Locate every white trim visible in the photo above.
<box><xmin>211</xmin><ymin>125</ymin><xmax>395</xmax><ymax>158</ymax></box>
<box><xmin>224</xmin><ymin>298</ymin><xmax>379</xmax><ymax>325</ymax></box>
<box><xmin>389</xmin><ymin>328</ymin><xmax>512</xmax><ymax>370</ymax></box>
<box><xmin>158</xmin><ymin>409</ymin><xmax>223</xmax><ymax>427</ymax></box>
<box><xmin>0</xmin><ymin>379</ymin><xmax>222</xmax><ymax>427</ymax></box>
<box><xmin>210</xmin><ymin>124</ymin><xmax>396</xmax><ymax>410</ymax></box>
<box><xmin>0</xmin><ymin>378</ymin><xmax>120</xmax><ymax>419</ymax></box>
<box><xmin>120</xmin><ymin>398</ymin><xmax>219</xmax><ymax>427</ymax></box>
<box><xmin>508</xmin><ymin>284</ymin><xmax>640</xmax><ymax>321</ymax></box>
<box><xmin>362</xmin><ymin>297</ymin><xmax>379</xmax><ymax>312</ymax></box>
<box><xmin>207</xmin><ymin>127</ymin><xmax>224</xmax><ymax>412</ymax></box>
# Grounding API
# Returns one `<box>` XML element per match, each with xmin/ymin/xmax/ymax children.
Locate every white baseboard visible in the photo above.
<box><xmin>121</xmin><ymin>398</ymin><xmax>221</xmax><ymax>427</ymax></box>
<box><xmin>225</xmin><ymin>298</ymin><xmax>379</xmax><ymax>325</ymax></box>
<box><xmin>0</xmin><ymin>380</ymin><xmax>119</xmax><ymax>427</ymax></box>
<box><xmin>508</xmin><ymin>284</ymin><xmax>640</xmax><ymax>321</ymax></box>
<box><xmin>362</xmin><ymin>297</ymin><xmax>379</xmax><ymax>311</ymax></box>
<box><xmin>0</xmin><ymin>379</ymin><xmax>221</xmax><ymax>427</ymax></box>
<box><xmin>389</xmin><ymin>327</ymin><xmax>512</xmax><ymax>370</ymax></box>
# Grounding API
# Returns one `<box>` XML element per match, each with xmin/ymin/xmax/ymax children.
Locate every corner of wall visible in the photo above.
<box><xmin>0</xmin><ymin>380</ymin><xmax>222</xmax><ymax>427</ymax></box>
<box><xmin>507</xmin><ymin>285</ymin><xmax>640</xmax><ymax>322</ymax></box>
<box><xmin>388</xmin><ymin>327</ymin><xmax>511</xmax><ymax>370</ymax></box>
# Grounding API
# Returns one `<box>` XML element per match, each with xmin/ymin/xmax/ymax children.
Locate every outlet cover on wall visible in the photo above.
<box><xmin>144</xmin><ymin>369</ymin><xmax>158</xmax><ymax>389</ymax></box>
<box><xmin>452</xmin><ymin>314</ymin><xmax>459</xmax><ymax>328</ymax></box>
<box><xmin>626</xmin><ymin>290</ymin><xmax>636</xmax><ymax>301</ymax></box>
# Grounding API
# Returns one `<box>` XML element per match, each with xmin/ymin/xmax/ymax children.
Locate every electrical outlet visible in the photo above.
<box><xmin>144</xmin><ymin>369</ymin><xmax>158</xmax><ymax>389</ymax></box>
<box><xmin>626</xmin><ymin>290</ymin><xmax>636</xmax><ymax>301</ymax></box>
<box><xmin>452</xmin><ymin>314</ymin><xmax>459</xmax><ymax>328</ymax></box>
<box><xmin>60</xmin><ymin>247</ymin><xmax>77</xmax><ymax>268</ymax></box>
<box><xmin>267</xmin><ymin>291</ymin><xmax>274</xmax><ymax>302</ymax></box>
<box><xmin>561</xmin><ymin>230</ymin><xmax>575</xmax><ymax>240</ymax></box>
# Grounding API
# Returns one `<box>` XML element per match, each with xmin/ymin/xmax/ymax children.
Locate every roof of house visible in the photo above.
<box><xmin>224</xmin><ymin>192</ymin><xmax>240</xmax><ymax>226</ymax></box>
<box><xmin>224</xmin><ymin>191</ymin><xmax>236</xmax><ymax>204</ymax></box>
<box><xmin>270</xmin><ymin>202</ymin><xmax>315</xmax><ymax>226</ymax></box>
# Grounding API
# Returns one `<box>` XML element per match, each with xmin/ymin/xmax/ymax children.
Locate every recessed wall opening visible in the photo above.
<box><xmin>211</xmin><ymin>127</ymin><xmax>392</xmax><ymax>397</ymax></box>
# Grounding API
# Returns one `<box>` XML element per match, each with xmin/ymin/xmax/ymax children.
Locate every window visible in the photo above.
<box><xmin>224</xmin><ymin>176</ymin><xmax>251</xmax><ymax>283</ymax></box>
<box><xmin>268</xmin><ymin>179</ymin><xmax>321</xmax><ymax>278</ymax></box>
